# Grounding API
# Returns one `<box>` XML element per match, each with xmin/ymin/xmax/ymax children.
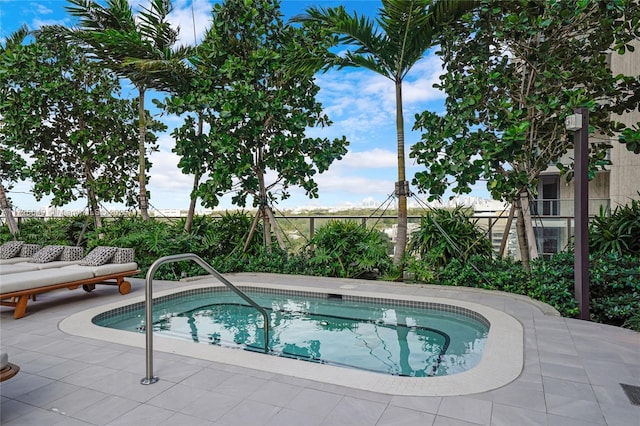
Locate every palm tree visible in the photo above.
<box><xmin>66</xmin><ymin>0</ymin><xmax>191</xmax><ymax>220</ymax></box>
<box><xmin>293</xmin><ymin>0</ymin><xmax>475</xmax><ymax>264</ymax></box>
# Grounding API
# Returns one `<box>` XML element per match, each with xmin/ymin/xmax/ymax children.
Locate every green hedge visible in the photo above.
<box><xmin>434</xmin><ymin>252</ymin><xmax>640</xmax><ymax>329</ymax></box>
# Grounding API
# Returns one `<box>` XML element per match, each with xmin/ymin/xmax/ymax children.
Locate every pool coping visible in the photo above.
<box><xmin>59</xmin><ymin>280</ymin><xmax>524</xmax><ymax>397</ymax></box>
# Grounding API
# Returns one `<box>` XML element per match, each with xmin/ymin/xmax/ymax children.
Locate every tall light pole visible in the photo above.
<box><xmin>565</xmin><ymin>107</ymin><xmax>590</xmax><ymax>320</ymax></box>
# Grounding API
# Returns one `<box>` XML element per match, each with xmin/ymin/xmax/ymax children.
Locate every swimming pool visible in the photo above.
<box><xmin>93</xmin><ymin>287</ymin><xmax>489</xmax><ymax>377</ymax></box>
<box><xmin>59</xmin><ymin>276</ymin><xmax>524</xmax><ymax>396</ymax></box>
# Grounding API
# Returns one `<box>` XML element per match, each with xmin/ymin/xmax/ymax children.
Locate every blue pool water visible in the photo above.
<box><xmin>94</xmin><ymin>288</ymin><xmax>489</xmax><ymax>377</ymax></box>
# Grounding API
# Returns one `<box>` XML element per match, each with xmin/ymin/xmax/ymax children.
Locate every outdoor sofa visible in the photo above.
<box><xmin>0</xmin><ymin>243</ymin><xmax>138</xmax><ymax>319</ymax></box>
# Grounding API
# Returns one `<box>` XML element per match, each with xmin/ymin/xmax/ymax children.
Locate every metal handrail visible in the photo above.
<box><xmin>140</xmin><ymin>253</ymin><xmax>270</xmax><ymax>385</ymax></box>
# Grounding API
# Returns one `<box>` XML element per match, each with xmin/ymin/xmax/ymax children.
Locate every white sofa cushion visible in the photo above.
<box><xmin>62</xmin><ymin>262</ymin><xmax>138</xmax><ymax>277</ymax></box>
<box><xmin>1</xmin><ymin>261</ymin><xmax>84</xmax><ymax>275</ymax></box>
<box><xmin>0</xmin><ymin>268</ymin><xmax>95</xmax><ymax>294</ymax></box>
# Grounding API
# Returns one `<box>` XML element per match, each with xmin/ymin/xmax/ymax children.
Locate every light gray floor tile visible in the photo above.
<box><xmin>538</xmin><ymin>350</ymin><xmax>582</xmax><ymax>367</ymax></box>
<box><xmin>266</xmin><ymin>407</ymin><xmax>323</xmax><ymax>426</ymax></box>
<box><xmin>37</xmin><ymin>358</ymin><xmax>94</xmax><ymax>380</ymax></box>
<box><xmin>61</xmin><ymin>364</ymin><xmax>120</xmax><ymax>388</ymax></box>
<box><xmin>9</xmin><ymin>351</ymin><xmax>67</xmax><ymax>374</ymax></box>
<box><xmin>489</xmin><ymin>383</ymin><xmax>546</xmax><ymax>412</ymax></box>
<box><xmin>433</xmin><ymin>416</ymin><xmax>480</xmax><ymax>426</ymax></box>
<box><xmin>217</xmin><ymin>399</ymin><xmax>280</xmax><ymax>425</ymax></box>
<box><xmin>151</xmin><ymin>359</ymin><xmax>204</xmax><ymax>383</ymax></box>
<box><xmin>322</xmin><ymin>396</ymin><xmax>387</xmax><ymax>425</ymax></box>
<box><xmin>546</xmin><ymin>414</ymin><xmax>606</xmax><ymax>426</ymax></box>
<box><xmin>599</xmin><ymin>403</ymin><xmax>640</xmax><ymax>426</ymax></box>
<box><xmin>160</xmin><ymin>412</ymin><xmax>216</xmax><ymax>425</ymax></box>
<box><xmin>389</xmin><ymin>395</ymin><xmax>442</xmax><ymax>414</ymax></box>
<box><xmin>248</xmin><ymin>380</ymin><xmax>305</xmax><ymax>407</ymax></box>
<box><xmin>147</xmin><ymin>383</ymin><xmax>209</xmax><ymax>412</ymax></box>
<box><xmin>104</xmin><ymin>402</ymin><xmax>175</xmax><ymax>426</ymax></box>
<box><xmin>593</xmin><ymin>383</ymin><xmax>640</xmax><ymax>408</ymax></box>
<box><xmin>284</xmin><ymin>387</ymin><xmax>343</xmax><ymax>418</ymax></box>
<box><xmin>376</xmin><ymin>404</ymin><xmax>436</xmax><ymax>426</ymax></box>
<box><xmin>3</xmin><ymin>405</ymin><xmax>71</xmax><ymax>426</ymax></box>
<box><xmin>540</xmin><ymin>362</ymin><xmax>590</xmax><ymax>383</ymax></box>
<box><xmin>0</xmin><ymin>373</ymin><xmax>53</xmax><ymax>399</ymax></box>
<box><xmin>72</xmin><ymin>395</ymin><xmax>140</xmax><ymax>425</ymax></box>
<box><xmin>85</xmin><ymin>369</ymin><xmax>174</xmax><ymax>402</ymax></box>
<box><xmin>545</xmin><ymin>393</ymin><xmax>606</xmax><ymax>423</ymax></box>
<box><xmin>210</xmin><ymin>373</ymin><xmax>268</xmax><ymax>398</ymax></box>
<box><xmin>542</xmin><ymin>376</ymin><xmax>597</xmax><ymax>401</ymax></box>
<box><xmin>1</xmin><ymin>398</ymin><xmax>38</xmax><ymax>424</ymax></box>
<box><xmin>180</xmin><ymin>367</ymin><xmax>235</xmax><ymax>391</ymax></box>
<box><xmin>46</xmin><ymin>387</ymin><xmax>111</xmax><ymax>416</ymax></box>
<box><xmin>179</xmin><ymin>390</ymin><xmax>241</xmax><ymax>422</ymax></box>
<box><xmin>437</xmin><ymin>396</ymin><xmax>492</xmax><ymax>426</ymax></box>
<box><xmin>489</xmin><ymin>403</ymin><xmax>547</xmax><ymax>426</ymax></box>
<box><xmin>13</xmin><ymin>380</ymin><xmax>80</xmax><ymax>407</ymax></box>
<box><xmin>582</xmin><ymin>359</ymin><xmax>635</xmax><ymax>386</ymax></box>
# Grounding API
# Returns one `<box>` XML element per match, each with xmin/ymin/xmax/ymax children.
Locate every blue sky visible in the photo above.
<box><xmin>1</xmin><ymin>0</ymin><xmax>485</xmax><ymax>213</ymax></box>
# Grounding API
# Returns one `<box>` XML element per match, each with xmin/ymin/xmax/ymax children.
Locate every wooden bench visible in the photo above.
<box><xmin>0</xmin><ymin>263</ymin><xmax>138</xmax><ymax>319</ymax></box>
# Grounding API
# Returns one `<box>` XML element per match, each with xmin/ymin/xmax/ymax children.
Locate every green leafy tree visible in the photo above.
<box><xmin>0</xmin><ymin>26</ymin><xmax>152</xmax><ymax>228</ymax></box>
<box><xmin>410</xmin><ymin>0</ymin><xmax>640</xmax><ymax>267</ymax></box>
<box><xmin>66</xmin><ymin>0</ymin><xmax>191</xmax><ymax>220</ymax></box>
<box><xmin>0</xmin><ymin>26</ymin><xmax>30</xmax><ymax>235</ymax></box>
<box><xmin>292</xmin><ymin>0</ymin><xmax>476</xmax><ymax>264</ymax></box>
<box><xmin>160</xmin><ymin>0</ymin><xmax>348</xmax><ymax>250</ymax></box>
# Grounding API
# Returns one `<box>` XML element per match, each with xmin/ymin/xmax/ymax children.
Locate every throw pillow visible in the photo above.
<box><xmin>0</xmin><ymin>241</ymin><xmax>23</xmax><ymax>259</ymax></box>
<box><xmin>112</xmin><ymin>248</ymin><xmax>134</xmax><ymax>264</ymax></box>
<box><xmin>30</xmin><ymin>245</ymin><xmax>65</xmax><ymax>263</ymax></box>
<box><xmin>80</xmin><ymin>246</ymin><xmax>118</xmax><ymax>266</ymax></box>
<box><xmin>60</xmin><ymin>246</ymin><xmax>85</xmax><ymax>261</ymax></box>
<box><xmin>19</xmin><ymin>244</ymin><xmax>41</xmax><ymax>257</ymax></box>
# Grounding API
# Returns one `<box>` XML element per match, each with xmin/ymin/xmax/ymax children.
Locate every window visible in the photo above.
<box><xmin>534</xmin><ymin>175</ymin><xmax>560</xmax><ymax>216</ymax></box>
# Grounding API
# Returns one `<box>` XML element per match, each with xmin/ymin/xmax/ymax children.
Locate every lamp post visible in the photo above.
<box><xmin>565</xmin><ymin>107</ymin><xmax>590</xmax><ymax>320</ymax></box>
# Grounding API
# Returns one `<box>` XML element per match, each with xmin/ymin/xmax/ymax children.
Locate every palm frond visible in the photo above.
<box><xmin>292</xmin><ymin>6</ymin><xmax>393</xmax><ymax>78</ymax></box>
<box><xmin>2</xmin><ymin>24</ymin><xmax>30</xmax><ymax>50</ymax></box>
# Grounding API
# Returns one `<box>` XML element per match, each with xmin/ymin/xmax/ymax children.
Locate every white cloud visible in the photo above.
<box><xmin>148</xmin><ymin>148</ymin><xmax>193</xmax><ymax>194</ymax></box>
<box><xmin>316</xmin><ymin>173</ymin><xmax>395</xmax><ymax>195</ymax></box>
<box><xmin>33</xmin><ymin>3</ymin><xmax>52</xmax><ymax>15</ymax></box>
<box><xmin>339</xmin><ymin>148</ymin><xmax>396</xmax><ymax>169</ymax></box>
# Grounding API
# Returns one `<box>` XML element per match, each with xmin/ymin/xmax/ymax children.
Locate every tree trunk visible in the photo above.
<box><xmin>515</xmin><ymin>198</ymin><xmax>530</xmax><ymax>270</ymax></box>
<box><xmin>137</xmin><ymin>86</ymin><xmax>150</xmax><ymax>221</ymax></box>
<box><xmin>520</xmin><ymin>191</ymin><xmax>539</xmax><ymax>260</ymax></box>
<box><xmin>184</xmin><ymin>116</ymin><xmax>204</xmax><ymax>233</ymax></box>
<box><xmin>244</xmin><ymin>208</ymin><xmax>262</xmax><ymax>253</ymax></box>
<box><xmin>265</xmin><ymin>205</ymin><xmax>286</xmax><ymax>250</ymax></box>
<box><xmin>0</xmin><ymin>184</ymin><xmax>19</xmax><ymax>236</ymax></box>
<box><xmin>87</xmin><ymin>187</ymin><xmax>103</xmax><ymax>230</ymax></box>
<box><xmin>498</xmin><ymin>204</ymin><xmax>515</xmax><ymax>258</ymax></box>
<box><xmin>393</xmin><ymin>79</ymin><xmax>408</xmax><ymax>265</ymax></box>
<box><xmin>83</xmin><ymin>160</ymin><xmax>102</xmax><ymax>230</ymax></box>
<box><xmin>184</xmin><ymin>171</ymin><xmax>200</xmax><ymax>233</ymax></box>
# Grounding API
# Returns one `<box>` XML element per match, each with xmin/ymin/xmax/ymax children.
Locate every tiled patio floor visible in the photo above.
<box><xmin>1</xmin><ymin>273</ymin><xmax>639</xmax><ymax>425</ymax></box>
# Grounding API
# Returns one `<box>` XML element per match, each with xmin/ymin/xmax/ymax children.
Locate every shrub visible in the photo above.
<box><xmin>0</xmin><ymin>214</ymin><xmax>92</xmax><ymax>246</ymax></box>
<box><xmin>589</xmin><ymin>197</ymin><xmax>640</xmax><ymax>256</ymax></box>
<box><xmin>407</xmin><ymin>206</ymin><xmax>494</xmax><ymax>270</ymax></box>
<box><xmin>304</xmin><ymin>220</ymin><xmax>392</xmax><ymax>279</ymax></box>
